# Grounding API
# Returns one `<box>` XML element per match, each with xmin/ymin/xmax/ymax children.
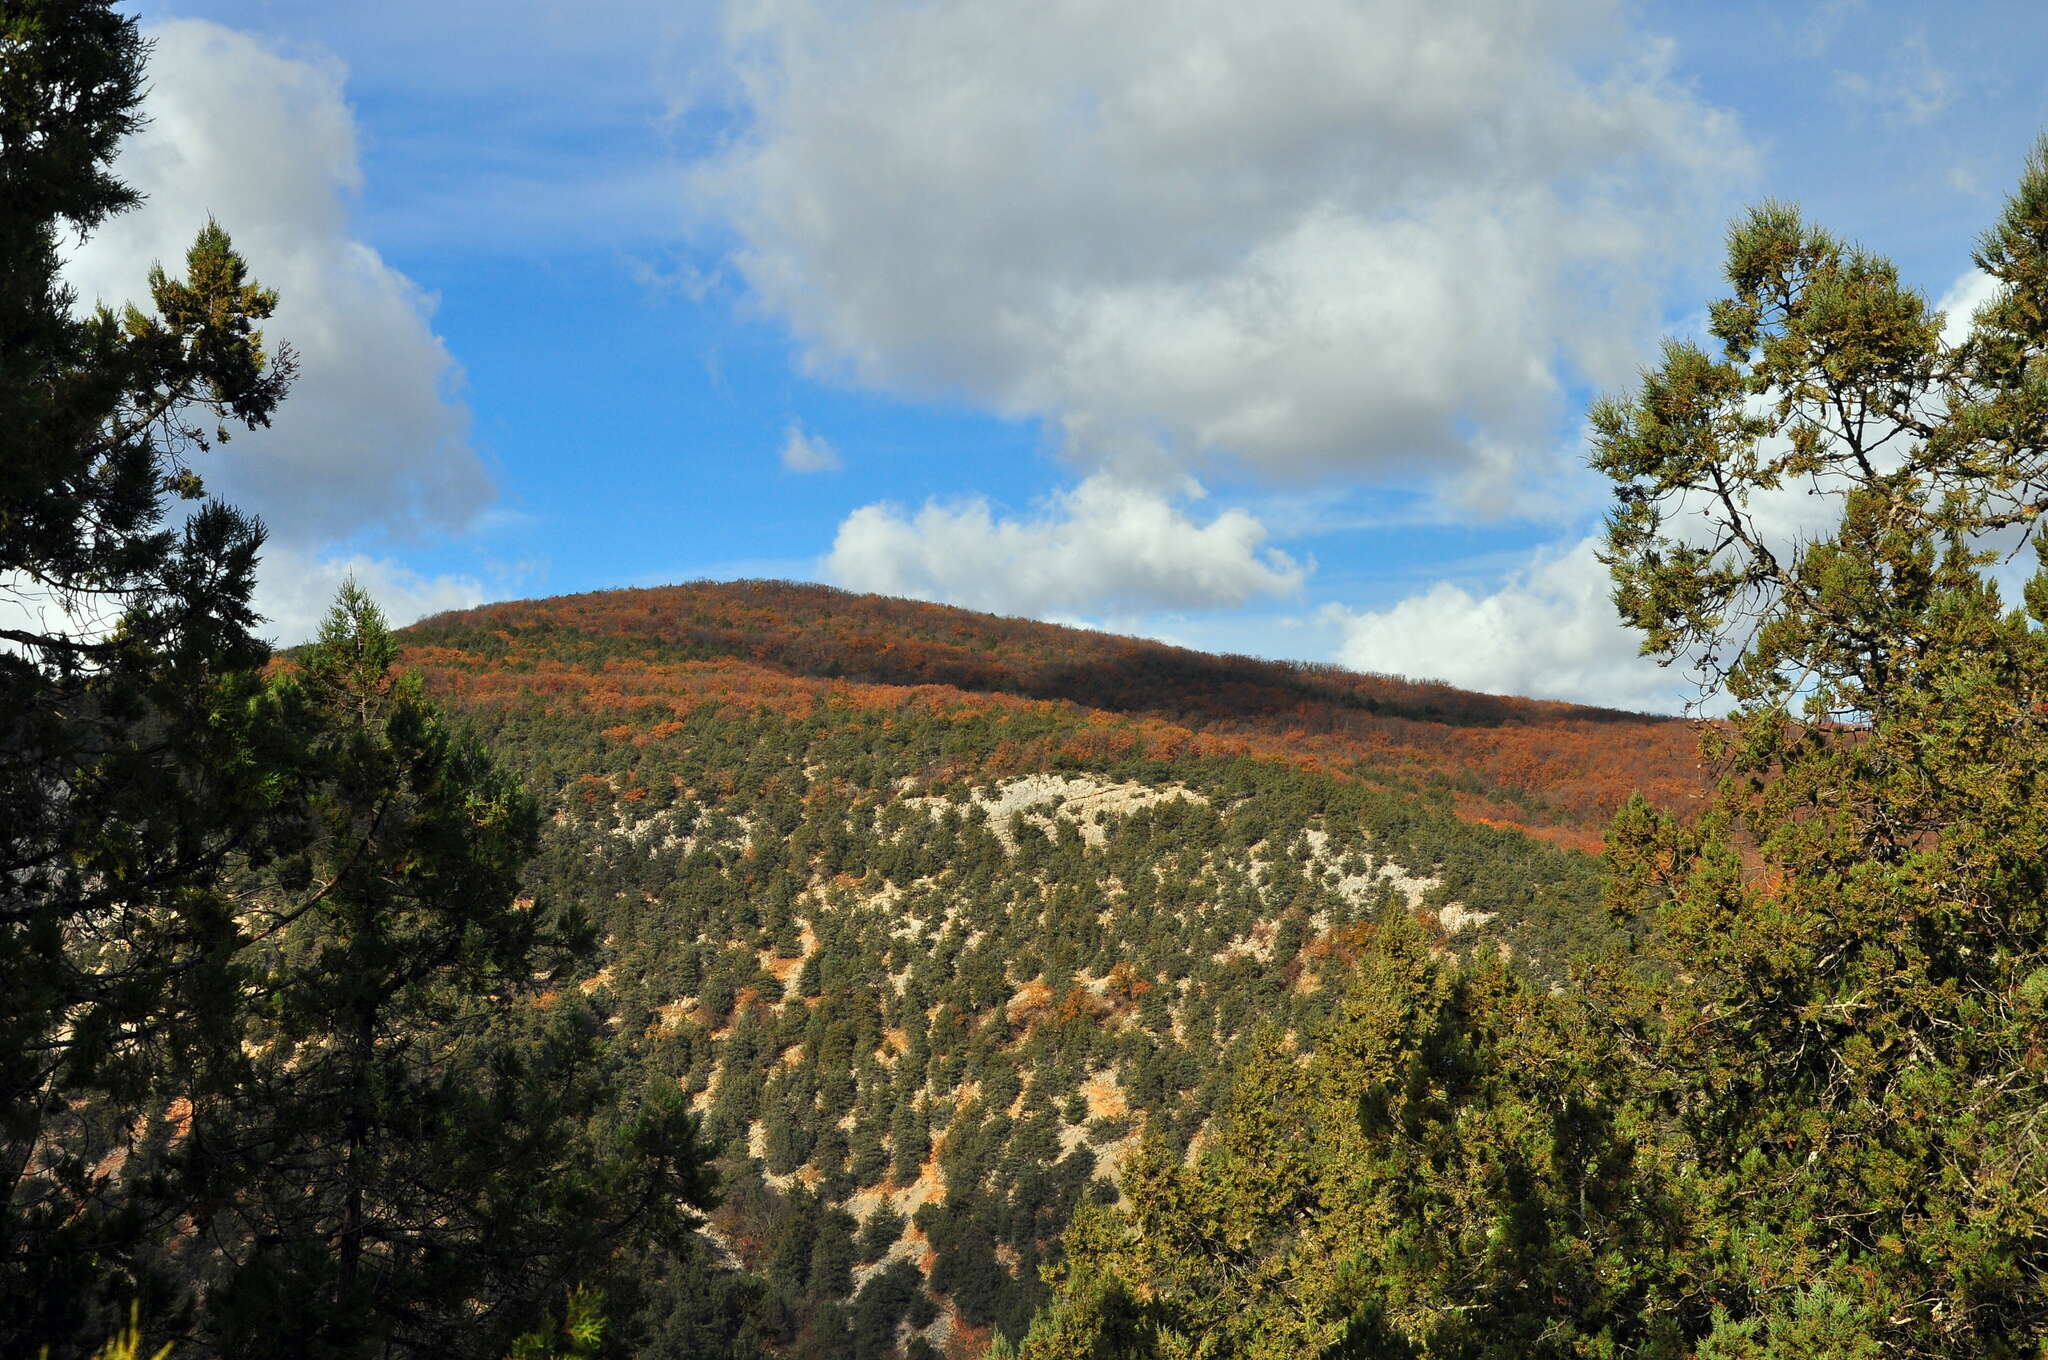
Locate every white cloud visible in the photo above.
<box><xmin>1938</xmin><ymin>267</ymin><xmax>2002</xmax><ymax>348</ymax></box>
<box><xmin>780</xmin><ymin>419</ymin><xmax>841</xmax><ymax>472</ymax></box>
<box><xmin>1832</xmin><ymin>34</ymin><xmax>1951</xmax><ymax>127</ymax></box>
<box><xmin>703</xmin><ymin>0</ymin><xmax>1751</xmax><ymax>501</ymax></box>
<box><xmin>1326</xmin><ymin>536</ymin><xmax>1689</xmax><ymax>712</ymax></box>
<box><xmin>1345</xmin><ymin>416</ymin><xmax>1923</xmax><ymax>713</ymax></box>
<box><xmin>1</xmin><ymin>549</ymin><xmax>485</xmax><ymax>658</ymax></box>
<box><xmin>824</xmin><ymin>476</ymin><xmax>1305</xmax><ymax>616</ymax></box>
<box><xmin>61</xmin><ymin>20</ymin><xmax>491</xmax><ymax>548</ymax></box>
<box><xmin>252</xmin><ymin>548</ymin><xmax>486</xmax><ymax>648</ymax></box>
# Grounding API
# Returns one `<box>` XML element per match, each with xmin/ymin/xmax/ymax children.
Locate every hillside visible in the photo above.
<box><xmin>397</xmin><ymin>582</ymin><xmax>1708</xmax><ymax>1356</ymax></box>
<box><xmin>407</xmin><ymin>579</ymin><xmax>1704</xmax><ymax>853</ymax></box>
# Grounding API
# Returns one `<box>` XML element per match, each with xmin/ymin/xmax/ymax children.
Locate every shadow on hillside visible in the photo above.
<box><xmin>806</xmin><ymin>636</ymin><xmax>1661</xmax><ymax>732</ymax></box>
<box><xmin>413</xmin><ymin>579</ymin><xmax>1676</xmax><ymax>733</ymax></box>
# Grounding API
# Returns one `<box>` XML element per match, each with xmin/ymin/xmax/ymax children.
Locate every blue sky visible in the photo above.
<box><xmin>79</xmin><ymin>0</ymin><xmax>2048</xmax><ymax>711</ymax></box>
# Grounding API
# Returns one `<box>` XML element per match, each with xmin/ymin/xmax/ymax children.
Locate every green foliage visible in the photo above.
<box><xmin>1586</xmin><ymin>141</ymin><xmax>2048</xmax><ymax>1354</ymax></box>
<box><xmin>19</xmin><ymin>587</ymin><xmax>734</xmax><ymax>1360</ymax></box>
<box><xmin>1013</xmin><ymin>915</ymin><xmax>1667</xmax><ymax>1358</ymax></box>
<box><xmin>1013</xmin><ymin>125</ymin><xmax>2048</xmax><ymax>1360</ymax></box>
<box><xmin>857</xmin><ymin>1203</ymin><xmax>906</xmax><ymax>1264</ymax></box>
<box><xmin>421</xmin><ymin>657</ymin><xmax>1619</xmax><ymax>1352</ymax></box>
<box><xmin>508</xmin><ymin>1288</ymin><xmax>605</xmax><ymax>1360</ymax></box>
<box><xmin>162</xmin><ymin>587</ymin><xmax>690</xmax><ymax>1356</ymax></box>
<box><xmin>1</xmin><ymin>4</ymin><xmax>299</xmax><ymax>1344</ymax></box>
<box><xmin>0</xmin><ymin>17</ymin><xmax>740</xmax><ymax>1351</ymax></box>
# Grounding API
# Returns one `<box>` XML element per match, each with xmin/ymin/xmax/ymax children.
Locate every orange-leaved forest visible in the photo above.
<box><xmin>403</xmin><ymin>579</ymin><xmax>1708</xmax><ymax>854</ymax></box>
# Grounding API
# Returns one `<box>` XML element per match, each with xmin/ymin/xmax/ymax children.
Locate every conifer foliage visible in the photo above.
<box><xmin>1</xmin><ymin>2</ymin><xmax>295</xmax><ymax>1341</ymax></box>
<box><xmin>1004</xmin><ymin>913</ymin><xmax>1668</xmax><ymax>1360</ymax></box>
<box><xmin>1587</xmin><ymin>145</ymin><xmax>2048</xmax><ymax>1354</ymax></box>
<box><xmin>1011</xmin><ymin>139</ymin><xmax>2048</xmax><ymax>1360</ymax></box>
<box><xmin>194</xmin><ymin>586</ymin><xmax>718</xmax><ymax>1357</ymax></box>
<box><xmin>0</xmin><ymin>10</ymin><xmax>720</xmax><ymax>1355</ymax></box>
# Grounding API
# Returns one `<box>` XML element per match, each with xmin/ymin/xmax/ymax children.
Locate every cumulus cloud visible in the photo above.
<box><xmin>704</xmin><ymin>0</ymin><xmax>1751</xmax><ymax>500</ymax></box>
<box><xmin>252</xmin><ymin>548</ymin><xmax>487</xmax><ymax>648</ymax></box>
<box><xmin>1938</xmin><ymin>267</ymin><xmax>2002</xmax><ymax>348</ymax></box>
<box><xmin>1326</xmin><ymin>536</ymin><xmax>1689</xmax><ymax>712</ymax></box>
<box><xmin>824</xmin><ymin>476</ymin><xmax>1305</xmax><ymax>616</ymax></box>
<box><xmin>62</xmin><ymin>20</ymin><xmax>492</xmax><ymax>549</ymax></box>
<box><xmin>1342</xmin><ymin>382</ymin><xmax>1984</xmax><ymax>713</ymax></box>
<box><xmin>780</xmin><ymin>419</ymin><xmax>841</xmax><ymax>472</ymax></box>
<box><xmin>0</xmin><ymin>548</ymin><xmax>484</xmax><ymax>660</ymax></box>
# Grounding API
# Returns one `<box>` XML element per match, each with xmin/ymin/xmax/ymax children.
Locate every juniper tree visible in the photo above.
<box><xmin>1006</xmin><ymin>126</ymin><xmax>2048</xmax><ymax>1360</ymax></box>
<box><xmin>1588</xmin><ymin>140</ymin><xmax>2048</xmax><ymax>1355</ymax></box>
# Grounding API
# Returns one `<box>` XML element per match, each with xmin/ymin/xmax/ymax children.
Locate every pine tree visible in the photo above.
<box><xmin>856</xmin><ymin>1203</ymin><xmax>905</xmax><ymax>1265</ymax></box>
<box><xmin>805</xmin><ymin>1207</ymin><xmax>857</xmax><ymax>1301</ymax></box>
<box><xmin>1</xmin><ymin>5</ymin><xmax>296</xmax><ymax>1344</ymax></box>
<box><xmin>201</xmin><ymin>585</ymin><xmax>718</xmax><ymax>1357</ymax></box>
<box><xmin>1013</xmin><ymin>915</ymin><xmax>1660</xmax><ymax>1358</ymax></box>
<box><xmin>1589</xmin><ymin>142</ymin><xmax>2048</xmax><ymax>1354</ymax></box>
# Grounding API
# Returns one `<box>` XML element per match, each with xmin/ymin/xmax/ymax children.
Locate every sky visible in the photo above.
<box><xmin>73</xmin><ymin>0</ymin><xmax>2048</xmax><ymax>713</ymax></box>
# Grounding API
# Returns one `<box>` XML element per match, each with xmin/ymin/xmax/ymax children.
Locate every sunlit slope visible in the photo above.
<box><xmin>392</xmin><ymin>580</ymin><xmax>1707</xmax><ymax>1353</ymax></box>
<box><xmin>404</xmin><ymin>579</ymin><xmax>1702</xmax><ymax>853</ymax></box>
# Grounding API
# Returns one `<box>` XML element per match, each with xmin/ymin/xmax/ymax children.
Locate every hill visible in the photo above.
<box><xmin>406</xmin><ymin>579</ymin><xmax>1703</xmax><ymax>853</ymax></box>
<box><xmin>397</xmin><ymin>581</ymin><xmax>1707</xmax><ymax>1356</ymax></box>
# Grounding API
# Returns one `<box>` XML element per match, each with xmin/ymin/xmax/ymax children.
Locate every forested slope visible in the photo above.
<box><xmin>21</xmin><ymin>4</ymin><xmax>2048</xmax><ymax>1353</ymax></box>
<box><xmin>408</xmin><ymin>580</ymin><xmax>1702</xmax><ymax>852</ymax></box>
<box><xmin>398</xmin><ymin>582</ymin><xmax>1702</xmax><ymax>1356</ymax></box>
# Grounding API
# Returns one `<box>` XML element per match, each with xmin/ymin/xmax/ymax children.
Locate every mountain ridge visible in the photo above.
<box><xmin>403</xmin><ymin>578</ymin><xmax>1706</xmax><ymax>854</ymax></box>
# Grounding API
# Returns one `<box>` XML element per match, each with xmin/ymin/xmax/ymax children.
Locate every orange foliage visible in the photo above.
<box><xmin>1102</xmin><ymin>963</ymin><xmax>1153</xmax><ymax>1005</ymax></box>
<box><xmin>400</xmin><ymin>580</ymin><xmax>1710</xmax><ymax>848</ymax></box>
<box><xmin>1006</xmin><ymin>977</ymin><xmax>1054</xmax><ymax>1023</ymax></box>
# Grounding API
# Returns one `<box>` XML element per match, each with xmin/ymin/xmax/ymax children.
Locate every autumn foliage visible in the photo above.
<box><xmin>403</xmin><ymin>580</ymin><xmax>1705</xmax><ymax>851</ymax></box>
